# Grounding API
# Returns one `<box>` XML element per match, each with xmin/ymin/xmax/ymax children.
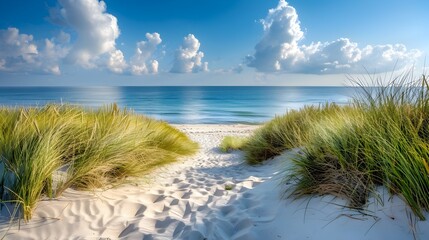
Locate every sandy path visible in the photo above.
<box><xmin>1</xmin><ymin>124</ymin><xmax>428</xmax><ymax>240</ymax></box>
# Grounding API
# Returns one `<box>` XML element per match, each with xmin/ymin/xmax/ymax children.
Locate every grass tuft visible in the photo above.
<box><xmin>244</xmin><ymin>71</ymin><xmax>429</xmax><ymax>220</ymax></box>
<box><xmin>219</xmin><ymin>136</ymin><xmax>248</xmax><ymax>153</ymax></box>
<box><xmin>244</xmin><ymin>104</ymin><xmax>349</xmax><ymax>164</ymax></box>
<box><xmin>0</xmin><ymin>104</ymin><xmax>198</xmax><ymax>221</ymax></box>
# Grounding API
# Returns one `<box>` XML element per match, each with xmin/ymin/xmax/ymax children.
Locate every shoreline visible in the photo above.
<box><xmin>0</xmin><ymin>124</ymin><xmax>428</xmax><ymax>239</ymax></box>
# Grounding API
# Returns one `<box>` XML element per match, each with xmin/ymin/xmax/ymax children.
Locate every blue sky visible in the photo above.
<box><xmin>0</xmin><ymin>0</ymin><xmax>427</xmax><ymax>86</ymax></box>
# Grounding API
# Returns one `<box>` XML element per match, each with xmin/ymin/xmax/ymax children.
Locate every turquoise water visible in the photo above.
<box><xmin>0</xmin><ymin>86</ymin><xmax>355</xmax><ymax>124</ymax></box>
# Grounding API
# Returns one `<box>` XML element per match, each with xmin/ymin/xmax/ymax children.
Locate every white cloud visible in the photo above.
<box><xmin>299</xmin><ymin>39</ymin><xmax>421</xmax><ymax>73</ymax></box>
<box><xmin>0</xmin><ymin>27</ymin><xmax>69</xmax><ymax>75</ymax></box>
<box><xmin>171</xmin><ymin>34</ymin><xmax>208</xmax><ymax>73</ymax></box>
<box><xmin>107</xmin><ymin>49</ymin><xmax>127</xmax><ymax>74</ymax></box>
<box><xmin>0</xmin><ymin>27</ymin><xmax>38</xmax><ymax>64</ymax></box>
<box><xmin>56</xmin><ymin>0</ymin><xmax>125</xmax><ymax>72</ymax></box>
<box><xmin>148</xmin><ymin>60</ymin><xmax>159</xmax><ymax>73</ymax></box>
<box><xmin>130</xmin><ymin>32</ymin><xmax>162</xmax><ymax>75</ymax></box>
<box><xmin>247</xmin><ymin>0</ymin><xmax>421</xmax><ymax>74</ymax></box>
<box><xmin>2</xmin><ymin>1</ymin><xmax>168</xmax><ymax>76</ymax></box>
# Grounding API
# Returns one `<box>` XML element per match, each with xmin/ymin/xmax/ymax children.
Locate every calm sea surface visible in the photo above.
<box><xmin>0</xmin><ymin>87</ymin><xmax>356</xmax><ymax>124</ymax></box>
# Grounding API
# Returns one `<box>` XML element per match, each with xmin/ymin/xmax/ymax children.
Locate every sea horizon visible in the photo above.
<box><xmin>0</xmin><ymin>86</ymin><xmax>355</xmax><ymax>124</ymax></box>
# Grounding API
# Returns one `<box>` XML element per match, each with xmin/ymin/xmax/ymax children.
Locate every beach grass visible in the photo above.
<box><xmin>243</xmin><ymin>71</ymin><xmax>429</xmax><ymax>220</ymax></box>
<box><xmin>219</xmin><ymin>136</ymin><xmax>248</xmax><ymax>153</ymax></box>
<box><xmin>243</xmin><ymin>104</ymin><xmax>351</xmax><ymax>164</ymax></box>
<box><xmin>0</xmin><ymin>104</ymin><xmax>198</xmax><ymax>221</ymax></box>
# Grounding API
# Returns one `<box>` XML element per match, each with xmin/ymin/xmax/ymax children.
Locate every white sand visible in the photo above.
<box><xmin>1</xmin><ymin>124</ymin><xmax>428</xmax><ymax>239</ymax></box>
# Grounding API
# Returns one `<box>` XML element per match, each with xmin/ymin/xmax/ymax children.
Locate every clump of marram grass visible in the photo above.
<box><xmin>243</xmin><ymin>104</ymin><xmax>349</xmax><ymax>164</ymax></box>
<box><xmin>219</xmin><ymin>136</ymin><xmax>248</xmax><ymax>153</ymax></box>
<box><xmin>245</xmin><ymin>71</ymin><xmax>429</xmax><ymax>220</ymax></box>
<box><xmin>0</xmin><ymin>104</ymin><xmax>198</xmax><ymax>221</ymax></box>
<box><xmin>348</xmin><ymin>72</ymin><xmax>429</xmax><ymax>220</ymax></box>
<box><xmin>287</xmin><ymin>109</ymin><xmax>376</xmax><ymax>208</ymax></box>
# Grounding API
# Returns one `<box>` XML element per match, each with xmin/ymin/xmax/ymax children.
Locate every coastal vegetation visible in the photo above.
<box><xmin>241</xmin><ymin>72</ymin><xmax>429</xmax><ymax>220</ymax></box>
<box><xmin>219</xmin><ymin>136</ymin><xmax>248</xmax><ymax>153</ymax></box>
<box><xmin>0</xmin><ymin>104</ymin><xmax>198</xmax><ymax>221</ymax></box>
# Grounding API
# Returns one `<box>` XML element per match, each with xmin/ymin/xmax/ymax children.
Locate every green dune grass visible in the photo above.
<box><xmin>0</xmin><ymin>104</ymin><xmax>198</xmax><ymax>221</ymax></box>
<box><xmin>219</xmin><ymin>136</ymin><xmax>248</xmax><ymax>153</ymax></box>
<box><xmin>243</xmin><ymin>104</ymin><xmax>352</xmax><ymax>164</ymax></box>
<box><xmin>243</xmin><ymin>72</ymin><xmax>429</xmax><ymax>220</ymax></box>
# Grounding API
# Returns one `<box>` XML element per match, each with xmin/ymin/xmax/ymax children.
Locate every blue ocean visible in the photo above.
<box><xmin>0</xmin><ymin>87</ymin><xmax>355</xmax><ymax>124</ymax></box>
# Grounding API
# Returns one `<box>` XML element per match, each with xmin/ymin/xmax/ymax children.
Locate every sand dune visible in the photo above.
<box><xmin>0</xmin><ymin>124</ymin><xmax>428</xmax><ymax>239</ymax></box>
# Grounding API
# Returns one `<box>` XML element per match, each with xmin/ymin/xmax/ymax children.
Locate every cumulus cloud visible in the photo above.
<box><xmin>1</xmin><ymin>1</ymin><xmax>168</xmax><ymax>76</ymax></box>
<box><xmin>247</xmin><ymin>0</ymin><xmax>421</xmax><ymax>74</ymax></box>
<box><xmin>0</xmin><ymin>28</ymin><xmax>38</xmax><ymax>60</ymax></box>
<box><xmin>107</xmin><ymin>49</ymin><xmax>127</xmax><ymax>73</ymax></box>
<box><xmin>171</xmin><ymin>34</ymin><xmax>208</xmax><ymax>73</ymax></box>
<box><xmin>56</xmin><ymin>0</ymin><xmax>126</xmax><ymax>73</ymax></box>
<box><xmin>0</xmin><ymin>27</ymin><xmax>69</xmax><ymax>75</ymax></box>
<box><xmin>130</xmin><ymin>32</ymin><xmax>162</xmax><ymax>75</ymax></box>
